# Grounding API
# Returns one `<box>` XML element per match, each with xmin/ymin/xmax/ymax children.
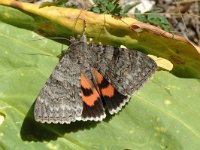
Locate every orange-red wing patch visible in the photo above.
<box><xmin>93</xmin><ymin>68</ymin><xmax>104</xmax><ymax>84</ymax></box>
<box><xmin>101</xmin><ymin>84</ymin><xmax>114</xmax><ymax>97</ymax></box>
<box><xmin>81</xmin><ymin>73</ymin><xmax>100</xmax><ymax>106</ymax></box>
<box><xmin>81</xmin><ymin>73</ymin><xmax>92</xmax><ymax>89</ymax></box>
<box><xmin>93</xmin><ymin>68</ymin><xmax>114</xmax><ymax>97</ymax></box>
<box><xmin>81</xmin><ymin>89</ymin><xmax>99</xmax><ymax>106</ymax></box>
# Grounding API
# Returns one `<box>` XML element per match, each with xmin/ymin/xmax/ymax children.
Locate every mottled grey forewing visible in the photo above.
<box><xmin>34</xmin><ymin>48</ymin><xmax>83</xmax><ymax>124</ymax></box>
<box><xmin>88</xmin><ymin>44</ymin><xmax>157</xmax><ymax>112</ymax></box>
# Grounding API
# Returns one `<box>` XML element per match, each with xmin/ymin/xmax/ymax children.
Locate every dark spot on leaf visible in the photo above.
<box><xmin>130</xmin><ymin>24</ymin><xmax>143</xmax><ymax>32</ymax></box>
<box><xmin>169</xmin><ymin>55</ymin><xmax>185</xmax><ymax>65</ymax></box>
<box><xmin>112</xmin><ymin>15</ymin><xmax>122</xmax><ymax>20</ymax></box>
<box><xmin>10</xmin><ymin>1</ymin><xmax>22</xmax><ymax>9</ymax></box>
<box><xmin>0</xmin><ymin>112</ymin><xmax>5</xmax><ymax>125</ymax></box>
<box><xmin>36</xmin><ymin>23</ymin><xmax>55</xmax><ymax>35</ymax></box>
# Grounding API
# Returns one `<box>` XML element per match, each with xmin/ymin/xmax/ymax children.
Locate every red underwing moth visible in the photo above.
<box><xmin>34</xmin><ymin>33</ymin><xmax>157</xmax><ymax>124</ymax></box>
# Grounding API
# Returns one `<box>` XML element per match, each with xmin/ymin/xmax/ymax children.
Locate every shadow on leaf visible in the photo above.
<box><xmin>20</xmin><ymin>102</ymin><xmax>111</xmax><ymax>142</ymax></box>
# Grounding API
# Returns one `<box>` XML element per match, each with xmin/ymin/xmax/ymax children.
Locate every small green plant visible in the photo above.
<box><xmin>90</xmin><ymin>0</ymin><xmax>135</xmax><ymax>16</ymax></box>
<box><xmin>134</xmin><ymin>9</ymin><xmax>171</xmax><ymax>32</ymax></box>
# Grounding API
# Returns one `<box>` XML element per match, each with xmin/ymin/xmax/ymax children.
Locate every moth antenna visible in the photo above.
<box><xmin>82</xmin><ymin>18</ymin><xmax>87</xmax><ymax>35</ymax></box>
<box><xmin>79</xmin><ymin>14</ymin><xmax>88</xmax><ymax>43</ymax></box>
<box><xmin>72</xmin><ymin>9</ymin><xmax>83</xmax><ymax>37</ymax></box>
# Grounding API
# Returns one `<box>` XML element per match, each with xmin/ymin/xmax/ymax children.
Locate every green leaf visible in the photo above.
<box><xmin>91</xmin><ymin>7</ymin><xmax>100</xmax><ymax>14</ymax></box>
<box><xmin>0</xmin><ymin>19</ymin><xmax>200</xmax><ymax>149</ymax></box>
<box><xmin>120</xmin><ymin>4</ymin><xmax>134</xmax><ymax>16</ymax></box>
<box><xmin>134</xmin><ymin>9</ymin><xmax>148</xmax><ymax>22</ymax></box>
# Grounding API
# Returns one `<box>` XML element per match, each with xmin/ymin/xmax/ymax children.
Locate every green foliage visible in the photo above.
<box><xmin>90</xmin><ymin>0</ymin><xmax>135</xmax><ymax>16</ymax></box>
<box><xmin>120</xmin><ymin>4</ymin><xmax>136</xmax><ymax>16</ymax></box>
<box><xmin>134</xmin><ymin>9</ymin><xmax>171</xmax><ymax>32</ymax></box>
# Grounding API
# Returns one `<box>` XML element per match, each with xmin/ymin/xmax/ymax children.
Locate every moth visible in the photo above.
<box><xmin>34</xmin><ymin>33</ymin><xmax>157</xmax><ymax>124</ymax></box>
